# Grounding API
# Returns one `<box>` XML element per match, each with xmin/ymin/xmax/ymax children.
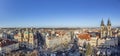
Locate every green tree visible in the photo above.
<box><xmin>85</xmin><ymin>43</ymin><xmax>92</xmax><ymax>56</ymax></box>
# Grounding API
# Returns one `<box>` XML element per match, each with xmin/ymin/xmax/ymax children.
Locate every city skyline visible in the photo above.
<box><xmin>0</xmin><ymin>0</ymin><xmax>120</xmax><ymax>27</ymax></box>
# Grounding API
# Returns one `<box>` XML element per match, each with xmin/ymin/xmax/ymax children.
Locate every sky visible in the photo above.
<box><xmin>0</xmin><ymin>0</ymin><xmax>120</xmax><ymax>27</ymax></box>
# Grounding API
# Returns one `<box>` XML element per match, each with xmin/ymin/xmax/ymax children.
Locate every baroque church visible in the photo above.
<box><xmin>14</xmin><ymin>28</ymin><xmax>38</xmax><ymax>49</ymax></box>
<box><xmin>100</xmin><ymin>19</ymin><xmax>112</xmax><ymax>38</ymax></box>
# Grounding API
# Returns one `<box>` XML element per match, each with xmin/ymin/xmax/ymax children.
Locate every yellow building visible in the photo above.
<box><xmin>14</xmin><ymin>29</ymin><xmax>23</xmax><ymax>42</ymax></box>
<box><xmin>28</xmin><ymin>28</ymin><xmax>38</xmax><ymax>49</ymax></box>
<box><xmin>14</xmin><ymin>28</ymin><xmax>38</xmax><ymax>49</ymax></box>
<box><xmin>29</xmin><ymin>30</ymin><xmax>34</xmax><ymax>45</ymax></box>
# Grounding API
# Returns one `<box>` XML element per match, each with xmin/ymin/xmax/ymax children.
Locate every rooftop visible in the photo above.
<box><xmin>0</xmin><ymin>38</ymin><xmax>18</xmax><ymax>47</ymax></box>
<box><xmin>77</xmin><ymin>33</ymin><xmax>90</xmax><ymax>40</ymax></box>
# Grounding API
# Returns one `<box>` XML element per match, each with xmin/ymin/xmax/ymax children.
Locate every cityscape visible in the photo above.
<box><xmin>0</xmin><ymin>0</ymin><xmax>120</xmax><ymax>56</ymax></box>
<box><xmin>0</xmin><ymin>19</ymin><xmax>120</xmax><ymax>56</ymax></box>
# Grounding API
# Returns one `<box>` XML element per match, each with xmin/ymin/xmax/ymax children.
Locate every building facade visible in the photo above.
<box><xmin>98</xmin><ymin>19</ymin><xmax>118</xmax><ymax>47</ymax></box>
<box><xmin>14</xmin><ymin>28</ymin><xmax>38</xmax><ymax>49</ymax></box>
<box><xmin>100</xmin><ymin>19</ymin><xmax>112</xmax><ymax>38</ymax></box>
<box><xmin>0</xmin><ymin>39</ymin><xmax>19</xmax><ymax>53</ymax></box>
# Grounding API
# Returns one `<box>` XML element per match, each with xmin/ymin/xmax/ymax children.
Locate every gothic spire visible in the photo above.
<box><xmin>107</xmin><ymin>18</ymin><xmax>111</xmax><ymax>26</ymax></box>
<box><xmin>101</xmin><ymin>19</ymin><xmax>105</xmax><ymax>26</ymax></box>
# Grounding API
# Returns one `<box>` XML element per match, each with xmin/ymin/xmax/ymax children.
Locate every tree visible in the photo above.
<box><xmin>30</xmin><ymin>50</ymin><xmax>38</xmax><ymax>56</ymax></box>
<box><xmin>83</xmin><ymin>42</ymin><xmax>87</xmax><ymax>48</ymax></box>
<box><xmin>19</xmin><ymin>52</ymin><xmax>26</xmax><ymax>56</ymax></box>
<box><xmin>85</xmin><ymin>43</ymin><xmax>92</xmax><ymax>56</ymax></box>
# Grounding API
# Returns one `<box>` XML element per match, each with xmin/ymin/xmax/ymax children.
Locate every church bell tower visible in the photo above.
<box><xmin>100</xmin><ymin>18</ymin><xmax>112</xmax><ymax>38</ymax></box>
<box><xmin>100</xmin><ymin>19</ymin><xmax>105</xmax><ymax>38</ymax></box>
<box><xmin>107</xmin><ymin>18</ymin><xmax>112</xmax><ymax>37</ymax></box>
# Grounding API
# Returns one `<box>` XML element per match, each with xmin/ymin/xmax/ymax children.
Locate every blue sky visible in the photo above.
<box><xmin>0</xmin><ymin>0</ymin><xmax>120</xmax><ymax>27</ymax></box>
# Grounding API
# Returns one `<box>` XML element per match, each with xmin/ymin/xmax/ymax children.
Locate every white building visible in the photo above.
<box><xmin>97</xmin><ymin>37</ymin><xmax>118</xmax><ymax>47</ymax></box>
<box><xmin>45</xmin><ymin>32</ymin><xmax>71</xmax><ymax>51</ymax></box>
<box><xmin>0</xmin><ymin>38</ymin><xmax>19</xmax><ymax>53</ymax></box>
<box><xmin>89</xmin><ymin>37</ymin><xmax>98</xmax><ymax>46</ymax></box>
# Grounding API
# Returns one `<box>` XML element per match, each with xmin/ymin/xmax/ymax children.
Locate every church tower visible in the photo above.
<box><xmin>23</xmin><ymin>28</ymin><xmax>29</xmax><ymax>42</ymax></box>
<box><xmin>17</xmin><ymin>29</ymin><xmax>23</xmax><ymax>42</ymax></box>
<box><xmin>28</xmin><ymin>28</ymin><xmax>38</xmax><ymax>49</ymax></box>
<box><xmin>29</xmin><ymin>28</ymin><xmax>34</xmax><ymax>45</ymax></box>
<box><xmin>100</xmin><ymin>18</ymin><xmax>112</xmax><ymax>38</ymax></box>
<box><xmin>100</xmin><ymin>19</ymin><xmax>105</xmax><ymax>38</ymax></box>
<box><xmin>107</xmin><ymin>18</ymin><xmax>112</xmax><ymax>37</ymax></box>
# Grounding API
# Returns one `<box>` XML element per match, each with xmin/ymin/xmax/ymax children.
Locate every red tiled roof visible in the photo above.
<box><xmin>77</xmin><ymin>33</ymin><xmax>90</xmax><ymax>40</ymax></box>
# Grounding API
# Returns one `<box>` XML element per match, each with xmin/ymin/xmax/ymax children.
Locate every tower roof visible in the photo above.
<box><xmin>101</xmin><ymin>19</ymin><xmax>105</xmax><ymax>26</ymax></box>
<box><xmin>107</xmin><ymin>18</ymin><xmax>111</xmax><ymax>26</ymax></box>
